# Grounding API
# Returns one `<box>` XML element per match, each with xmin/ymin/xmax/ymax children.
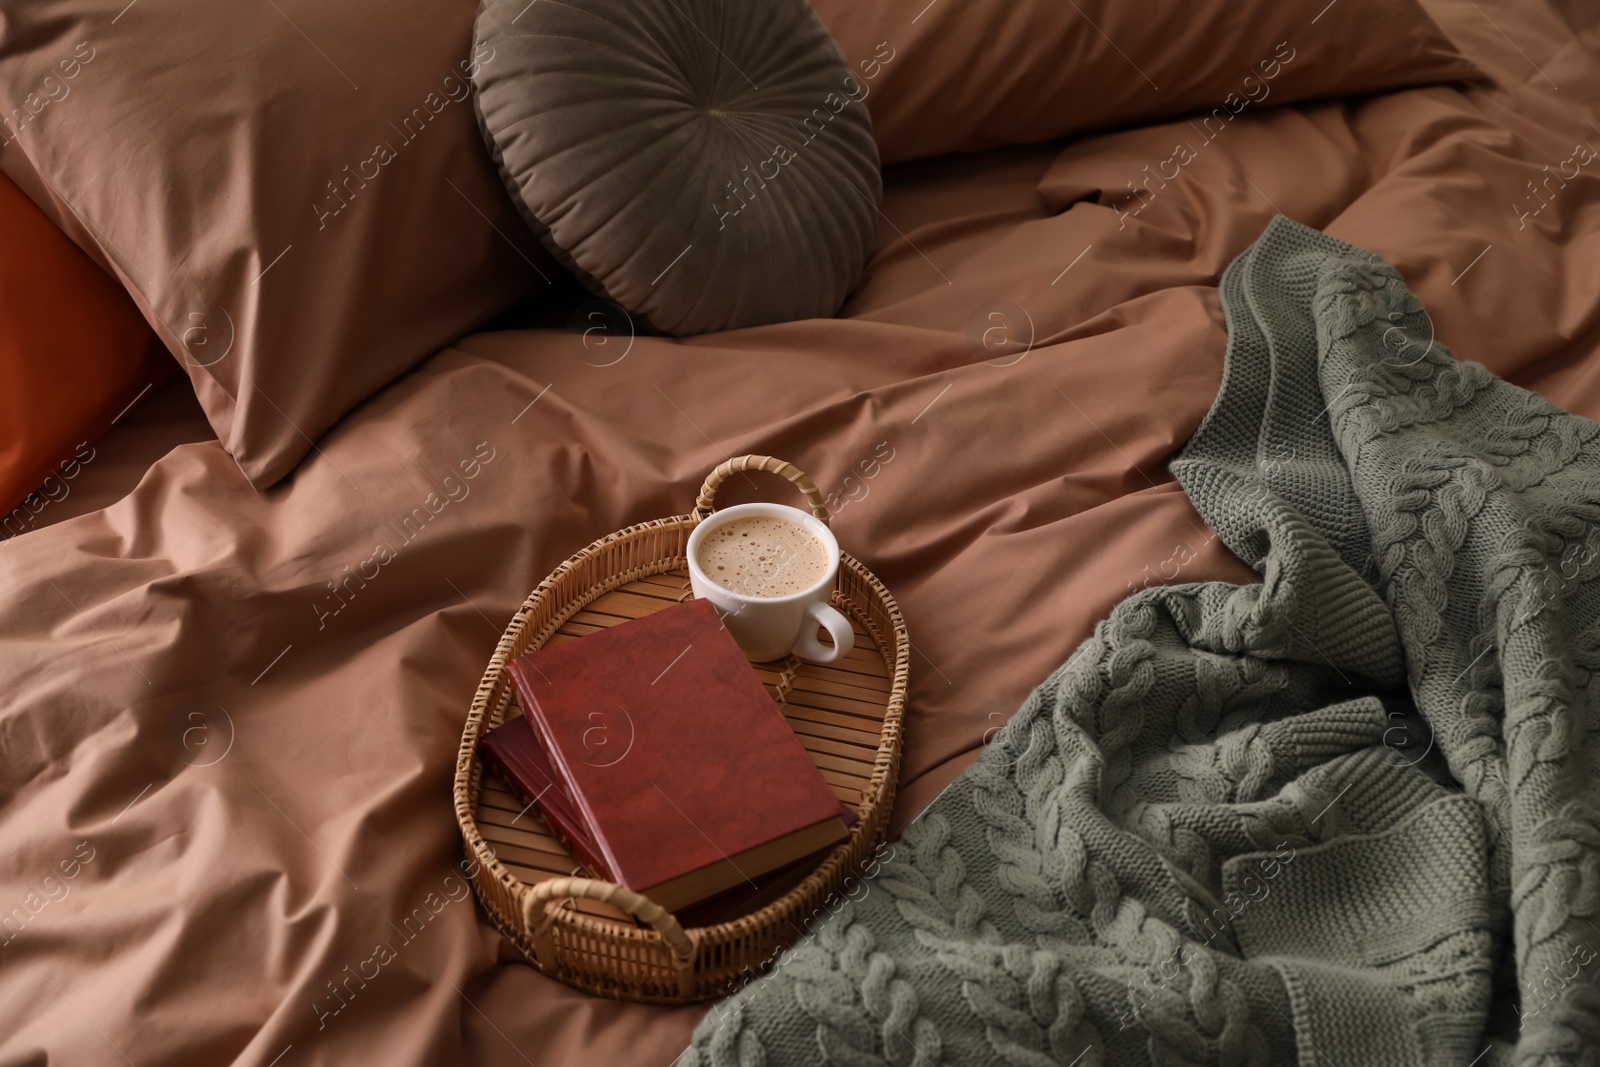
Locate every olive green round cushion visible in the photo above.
<box><xmin>472</xmin><ymin>0</ymin><xmax>882</xmax><ymax>336</ymax></box>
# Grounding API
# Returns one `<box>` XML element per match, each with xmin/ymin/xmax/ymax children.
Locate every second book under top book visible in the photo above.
<box><xmin>506</xmin><ymin>597</ymin><xmax>847</xmax><ymax>913</ymax></box>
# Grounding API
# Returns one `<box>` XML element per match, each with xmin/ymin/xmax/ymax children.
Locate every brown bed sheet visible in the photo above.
<box><xmin>2</xmin><ymin>0</ymin><xmax>1598</xmax><ymax>1063</ymax></box>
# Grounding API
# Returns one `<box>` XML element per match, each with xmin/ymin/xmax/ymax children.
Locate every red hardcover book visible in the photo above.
<box><xmin>478</xmin><ymin>716</ymin><xmax>611</xmax><ymax>881</ymax></box>
<box><xmin>506</xmin><ymin>598</ymin><xmax>848</xmax><ymax>912</ymax></box>
<box><xmin>480</xmin><ymin>718</ymin><xmax>861</xmax><ymax>920</ymax></box>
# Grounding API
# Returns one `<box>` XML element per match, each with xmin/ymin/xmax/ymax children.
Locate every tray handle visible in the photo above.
<box><xmin>523</xmin><ymin>878</ymin><xmax>697</xmax><ymax>997</ymax></box>
<box><xmin>694</xmin><ymin>455</ymin><xmax>830</xmax><ymax>525</ymax></box>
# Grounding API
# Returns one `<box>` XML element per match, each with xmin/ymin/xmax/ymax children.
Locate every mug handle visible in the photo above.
<box><xmin>793</xmin><ymin>602</ymin><xmax>855</xmax><ymax>664</ymax></box>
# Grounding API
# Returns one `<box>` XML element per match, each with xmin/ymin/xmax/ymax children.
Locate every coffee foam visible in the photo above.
<box><xmin>695</xmin><ymin>516</ymin><xmax>828</xmax><ymax>597</ymax></box>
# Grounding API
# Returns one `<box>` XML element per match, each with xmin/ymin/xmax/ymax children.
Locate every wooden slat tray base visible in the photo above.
<box><xmin>473</xmin><ymin>568</ymin><xmax>891</xmax><ymax>926</ymax></box>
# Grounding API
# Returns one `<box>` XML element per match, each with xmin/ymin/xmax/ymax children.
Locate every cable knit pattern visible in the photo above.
<box><xmin>678</xmin><ymin>218</ymin><xmax>1600</xmax><ymax>1066</ymax></box>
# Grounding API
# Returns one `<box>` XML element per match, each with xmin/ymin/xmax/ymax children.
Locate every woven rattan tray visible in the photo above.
<box><xmin>453</xmin><ymin>455</ymin><xmax>909</xmax><ymax>1002</ymax></box>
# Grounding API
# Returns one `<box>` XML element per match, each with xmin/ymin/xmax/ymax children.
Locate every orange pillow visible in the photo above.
<box><xmin>0</xmin><ymin>171</ymin><xmax>169</xmax><ymax>527</ymax></box>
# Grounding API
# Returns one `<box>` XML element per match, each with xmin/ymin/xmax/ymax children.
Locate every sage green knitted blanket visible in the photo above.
<box><xmin>681</xmin><ymin>217</ymin><xmax>1600</xmax><ymax>1066</ymax></box>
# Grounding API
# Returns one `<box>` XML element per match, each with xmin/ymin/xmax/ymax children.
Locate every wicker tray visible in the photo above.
<box><xmin>453</xmin><ymin>455</ymin><xmax>909</xmax><ymax>1003</ymax></box>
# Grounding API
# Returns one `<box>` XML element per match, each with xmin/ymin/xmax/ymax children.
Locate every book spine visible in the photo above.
<box><xmin>540</xmin><ymin>808</ymin><xmax>616</xmax><ymax>886</ymax></box>
<box><xmin>506</xmin><ymin>660</ymin><xmax>576</xmax><ymax>811</ymax></box>
<box><xmin>481</xmin><ymin>738</ymin><xmax>615</xmax><ymax>883</ymax></box>
<box><xmin>520</xmin><ymin>688</ymin><xmax>629</xmax><ymax>884</ymax></box>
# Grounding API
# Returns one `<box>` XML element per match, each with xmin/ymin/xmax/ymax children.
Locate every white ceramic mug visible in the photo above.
<box><xmin>686</xmin><ymin>502</ymin><xmax>855</xmax><ymax>664</ymax></box>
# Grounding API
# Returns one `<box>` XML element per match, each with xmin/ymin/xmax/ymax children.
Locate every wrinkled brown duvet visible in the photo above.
<box><xmin>5</xmin><ymin>0</ymin><xmax>1600</xmax><ymax>1063</ymax></box>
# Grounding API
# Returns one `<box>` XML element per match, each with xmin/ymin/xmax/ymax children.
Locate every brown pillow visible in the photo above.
<box><xmin>0</xmin><ymin>3</ymin><xmax>554</xmax><ymax>489</ymax></box>
<box><xmin>808</xmin><ymin>0</ymin><xmax>1482</xmax><ymax>164</ymax></box>
<box><xmin>472</xmin><ymin>0</ymin><xmax>881</xmax><ymax>336</ymax></box>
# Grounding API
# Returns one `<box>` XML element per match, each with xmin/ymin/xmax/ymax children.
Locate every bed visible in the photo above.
<box><xmin>3</xmin><ymin>0</ymin><xmax>1598</xmax><ymax>1062</ymax></box>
